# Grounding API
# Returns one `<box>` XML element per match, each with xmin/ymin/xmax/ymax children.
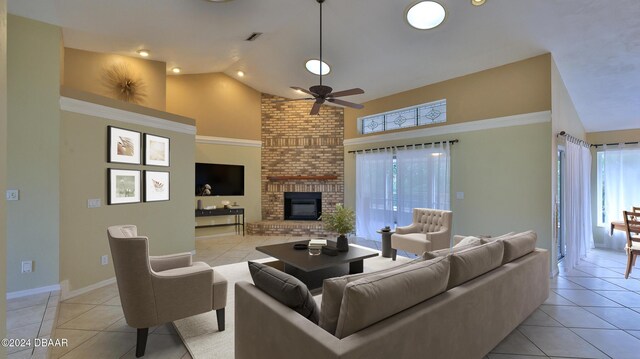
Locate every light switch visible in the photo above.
<box><xmin>6</xmin><ymin>189</ymin><xmax>19</xmax><ymax>201</ymax></box>
<box><xmin>88</xmin><ymin>199</ymin><xmax>101</xmax><ymax>208</ymax></box>
<box><xmin>456</xmin><ymin>192</ymin><xmax>464</xmax><ymax>200</ymax></box>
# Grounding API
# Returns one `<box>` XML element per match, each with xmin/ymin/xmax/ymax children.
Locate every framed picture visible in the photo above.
<box><xmin>108</xmin><ymin>169</ymin><xmax>141</xmax><ymax>204</ymax></box>
<box><xmin>144</xmin><ymin>171</ymin><xmax>170</xmax><ymax>202</ymax></box>
<box><xmin>144</xmin><ymin>133</ymin><xmax>170</xmax><ymax>167</ymax></box>
<box><xmin>108</xmin><ymin>126</ymin><xmax>141</xmax><ymax>164</ymax></box>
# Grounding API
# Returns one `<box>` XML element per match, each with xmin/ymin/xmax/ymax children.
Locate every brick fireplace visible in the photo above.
<box><xmin>247</xmin><ymin>94</ymin><xmax>344</xmax><ymax>236</ymax></box>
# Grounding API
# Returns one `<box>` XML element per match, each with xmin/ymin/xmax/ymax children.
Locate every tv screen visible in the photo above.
<box><xmin>196</xmin><ymin>163</ymin><xmax>245</xmax><ymax>196</ymax></box>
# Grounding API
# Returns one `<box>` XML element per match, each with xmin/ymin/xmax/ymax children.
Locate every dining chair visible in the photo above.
<box><xmin>623</xmin><ymin>211</ymin><xmax>640</xmax><ymax>279</ymax></box>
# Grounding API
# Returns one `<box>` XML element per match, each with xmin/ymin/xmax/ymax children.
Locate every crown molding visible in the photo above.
<box><xmin>60</xmin><ymin>97</ymin><xmax>197</xmax><ymax>135</ymax></box>
<box><xmin>196</xmin><ymin>135</ymin><xmax>262</xmax><ymax>148</ymax></box>
<box><xmin>344</xmin><ymin>111</ymin><xmax>551</xmax><ymax>147</ymax></box>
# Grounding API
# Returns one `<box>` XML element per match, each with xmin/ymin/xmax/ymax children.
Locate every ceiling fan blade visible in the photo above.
<box><xmin>327</xmin><ymin>88</ymin><xmax>365</xmax><ymax>98</ymax></box>
<box><xmin>273</xmin><ymin>98</ymin><xmax>314</xmax><ymax>103</ymax></box>
<box><xmin>310</xmin><ymin>101</ymin><xmax>322</xmax><ymax>115</ymax></box>
<box><xmin>291</xmin><ymin>86</ymin><xmax>317</xmax><ymax>96</ymax></box>
<box><xmin>327</xmin><ymin>98</ymin><xmax>364</xmax><ymax>109</ymax></box>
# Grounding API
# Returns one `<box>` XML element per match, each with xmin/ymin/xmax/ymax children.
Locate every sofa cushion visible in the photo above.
<box><xmin>500</xmin><ymin>231</ymin><xmax>537</xmax><ymax>263</ymax></box>
<box><xmin>423</xmin><ymin>240</ymin><xmax>483</xmax><ymax>259</ymax></box>
<box><xmin>334</xmin><ymin>256</ymin><xmax>450</xmax><ymax>339</ymax></box>
<box><xmin>447</xmin><ymin>240</ymin><xmax>504</xmax><ymax>290</ymax></box>
<box><xmin>480</xmin><ymin>232</ymin><xmax>516</xmax><ymax>244</ymax></box>
<box><xmin>248</xmin><ymin>262</ymin><xmax>319</xmax><ymax>324</ymax></box>
<box><xmin>319</xmin><ymin>256</ymin><xmax>425</xmax><ymax>335</ymax></box>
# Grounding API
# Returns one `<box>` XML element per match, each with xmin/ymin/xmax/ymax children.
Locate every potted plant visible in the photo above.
<box><xmin>322</xmin><ymin>204</ymin><xmax>355</xmax><ymax>252</ymax></box>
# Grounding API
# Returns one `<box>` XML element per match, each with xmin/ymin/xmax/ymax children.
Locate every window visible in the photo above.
<box><xmin>359</xmin><ymin>99</ymin><xmax>446</xmax><ymax>134</ymax></box>
<box><xmin>596</xmin><ymin>146</ymin><xmax>640</xmax><ymax>227</ymax></box>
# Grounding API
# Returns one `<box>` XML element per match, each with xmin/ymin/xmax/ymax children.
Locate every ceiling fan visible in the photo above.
<box><xmin>285</xmin><ymin>0</ymin><xmax>365</xmax><ymax>115</ymax></box>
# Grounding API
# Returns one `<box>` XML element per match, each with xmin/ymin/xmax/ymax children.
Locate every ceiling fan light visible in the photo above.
<box><xmin>406</xmin><ymin>1</ymin><xmax>446</xmax><ymax>30</ymax></box>
<box><xmin>471</xmin><ymin>0</ymin><xmax>486</xmax><ymax>6</ymax></box>
<box><xmin>305</xmin><ymin>59</ymin><xmax>330</xmax><ymax>76</ymax></box>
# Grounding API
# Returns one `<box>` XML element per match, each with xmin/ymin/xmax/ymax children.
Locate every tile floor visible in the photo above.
<box><xmin>6</xmin><ymin>234</ymin><xmax>640</xmax><ymax>358</ymax></box>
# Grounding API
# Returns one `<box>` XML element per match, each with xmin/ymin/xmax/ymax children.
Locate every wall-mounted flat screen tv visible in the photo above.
<box><xmin>195</xmin><ymin>163</ymin><xmax>245</xmax><ymax>196</ymax></box>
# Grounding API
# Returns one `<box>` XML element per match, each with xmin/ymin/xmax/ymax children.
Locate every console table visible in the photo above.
<box><xmin>195</xmin><ymin>208</ymin><xmax>244</xmax><ymax>235</ymax></box>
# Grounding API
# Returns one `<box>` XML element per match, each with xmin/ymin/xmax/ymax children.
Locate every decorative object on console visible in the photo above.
<box><xmin>144</xmin><ymin>171</ymin><xmax>170</xmax><ymax>202</ymax></box>
<box><xmin>108</xmin><ymin>169</ymin><xmax>141</xmax><ymax>205</ymax></box>
<box><xmin>102</xmin><ymin>63</ymin><xmax>146</xmax><ymax>104</ymax></box>
<box><xmin>108</xmin><ymin>126</ymin><xmax>141</xmax><ymax>164</ymax></box>
<box><xmin>221</xmin><ymin>200</ymin><xmax>230</xmax><ymax>208</ymax></box>
<box><xmin>321</xmin><ymin>204</ymin><xmax>355</xmax><ymax>252</ymax></box>
<box><xmin>198</xmin><ymin>184</ymin><xmax>212</xmax><ymax>196</ymax></box>
<box><xmin>144</xmin><ymin>133</ymin><xmax>170</xmax><ymax>167</ymax></box>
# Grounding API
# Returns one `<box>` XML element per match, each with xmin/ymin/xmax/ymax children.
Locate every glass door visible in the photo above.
<box><xmin>557</xmin><ymin>149</ymin><xmax>566</xmax><ymax>261</ymax></box>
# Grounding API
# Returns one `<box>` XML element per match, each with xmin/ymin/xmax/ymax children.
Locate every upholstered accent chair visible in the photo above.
<box><xmin>107</xmin><ymin>225</ymin><xmax>227</xmax><ymax>357</ymax></box>
<box><xmin>391</xmin><ymin>208</ymin><xmax>452</xmax><ymax>260</ymax></box>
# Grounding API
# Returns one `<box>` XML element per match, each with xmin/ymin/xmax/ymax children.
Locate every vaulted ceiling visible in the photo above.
<box><xmin>8</xmin><ymin>0</ymin><xmax>640</xmax><ymax>132</ymax></box>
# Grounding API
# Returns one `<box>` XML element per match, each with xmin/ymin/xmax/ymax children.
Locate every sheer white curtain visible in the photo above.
<box><xmin>598</xmin><ymin>144</ymin><xmax>640</xmax><ymax>249</ymax></box>
<box><xmin>396</xmin><ymin>142</ymin><xmax>450</xmax><ymax>226</ymax></box>
<box><xmin>355</xmin><ymin>150</ymin><xmax>394</xmax><ymax>240</ymax></box>
<box><xmin>563</xmin><ymin>138</ymin><xmax>594</xmax><ymax>268</ymax></box>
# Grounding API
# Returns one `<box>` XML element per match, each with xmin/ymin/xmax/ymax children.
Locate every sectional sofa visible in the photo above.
<box><xmin>235</xmin><ymin>231</ymin><xmax>549</xmax><ymax>359</ymax></box>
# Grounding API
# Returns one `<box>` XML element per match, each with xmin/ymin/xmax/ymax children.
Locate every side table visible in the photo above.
<box><xmin>376</xmin><ymin>229</ymin><xmax>395</xmax><ymax>258</ymax></box>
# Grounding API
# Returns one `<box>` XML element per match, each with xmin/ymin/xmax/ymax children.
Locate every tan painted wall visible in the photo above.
<box><xmin>344</xmin><ymin>121</ymin><xmax>553</xmax><ymax>252</ymax></box>
<box><xmin>0</xmin><ymin>0</ymin><xmax>7</xmax><ymax>344</ymax></box>
<box><xmin>167</xmin><ymin>73</ymin><xmax>262</xmax><ymax>140</ymax></box>
<box><xmin>344</xmin><ymin>54</ymin><xmax>551</xmax><ymax>139</ymax></box>
<box><xmin>7</xmin><ymin>15</ymin><xmax>60</xmax><ymax>292</ymax></box>
<box><xmin>60</xmin><ymin>109</ymin><xmax>195</xmax><ymax>292</ymax></box>
<box><xmin>194</xmin><ymin>143</ymin><xmax>261</xmax><ymax>237</ymax></box>
<box><xmin>550</xmin><ymin>58</ymin><xmax>586</xmax><ymax>272</ymax></box>
<box><xmin>587</xmin><ymin>129</ymin><xmax>640</xmax><ymax>247</ymax></box>
<box><xmin>64</xmin><ymin>47</ymin><xmax>167</xmax><ymax>111</ymax></box>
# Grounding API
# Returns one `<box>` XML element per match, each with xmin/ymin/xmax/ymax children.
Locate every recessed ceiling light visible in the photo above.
<box><xmin>137</xmin><ymin>49</ymin><xmax>150</xmax><ymax>57</ymax></box>
<box><xmin>305</xmin><ymin>59</ymin><xmax>330</xmax><ymax>76</ymax></box>
<box><xmin>171</xmin><ymin>67</ymin><xmax>181</xmax><ymax>74</ymax></box>
<box><xmin>406</xmin><ymin>1</ymin><xmax>446</xmax><ymax>30</ymax></box>
<box><xmin>471</xmin><ymin>0</ymin><xmax>486</xmax><ymax>6</ymax></box>
<box><xmin>237</xmin><ymin>70</ymin><xmax>245</xmax><ymax>77</ymax></box>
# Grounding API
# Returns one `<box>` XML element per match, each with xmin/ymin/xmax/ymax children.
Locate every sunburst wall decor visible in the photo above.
<box><xmin>102</xmin><ymin>63</ymin><xmax>147</xmax><ymax>104</ymax></box>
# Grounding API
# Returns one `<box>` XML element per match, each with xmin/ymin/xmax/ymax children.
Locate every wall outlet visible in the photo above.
<box><xmin>101</xmin><ymin>255</ymin><xmax>109</xmax><ymax>266</ymax></box>
<box><xmin>21</xmin><ymin>260</ymin><xmax>33</xmax><ymax>273</ymax></box>
<box><xmin>6</xmin><ymin>189</ymin><xmax>19</xmax><ymax>201</ymax></box>
<box><xmin>88</xmin><ymin>198</ymin><xmax>101</xmax><ymax>208</ymax></box>
<box><xmin>456</xmin><ymin>192</ymin><xmax>465</xmax><ymax>200</ymax></box>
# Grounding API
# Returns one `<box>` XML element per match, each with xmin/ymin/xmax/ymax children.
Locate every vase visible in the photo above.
<box><xmin>336</xmin><ymin>234</ymin><xmax>349</xmax><ymax>252</ymax></box>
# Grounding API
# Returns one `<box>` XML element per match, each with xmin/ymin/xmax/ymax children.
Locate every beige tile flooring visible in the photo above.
<box><xmin>6</xmin><ymin>234</ymin><xmax>640</xmax><ymax>358</ymax></box>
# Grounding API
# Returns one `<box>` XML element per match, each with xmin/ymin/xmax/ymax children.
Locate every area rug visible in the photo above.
<box><xmin>173</xmin><ymin>246</ymin><xmax>408</xmax><ymax>359</ymax></box>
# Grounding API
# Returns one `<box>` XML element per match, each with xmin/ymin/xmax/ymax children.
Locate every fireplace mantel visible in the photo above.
<box><xmin>267</xmin><ymin>175</ymin><xmax>338</xmax><ymax>181</ymax></box>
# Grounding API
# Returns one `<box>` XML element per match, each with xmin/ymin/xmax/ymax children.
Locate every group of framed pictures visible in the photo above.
<box><xmin>107</xmin><ymin>126</ymin><xmax>170</xmax><ymax>204</ymax></box>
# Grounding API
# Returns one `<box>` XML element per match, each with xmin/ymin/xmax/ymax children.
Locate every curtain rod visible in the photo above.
<box><xmin>347</xmin><ymin>139</ymin><xmax>458</xmax><ymax>154</ymax></box>
<box><xmin>591</xmin><ymin>141</ymin><xmax>640</xmax><ymax>148</ymax></box>
<box><xmin>557</xmin><ymin>131</ymin><xmax>591</xmax><ymax>148</ymax></box>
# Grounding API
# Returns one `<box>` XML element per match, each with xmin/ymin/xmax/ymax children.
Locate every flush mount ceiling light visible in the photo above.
<box><xmin>171</xmin><ymin>67</ymin><xmax>181</xmax><ymax>74</ymax></box>
<box><xmin>406</xmin><ymin>1</ymin><xmax>446</xmax><ymax>30</ymax></box>
<box><xmin>305</xmin><ymin>59</ymin><xmax>330</xmax><ymax>76</ymax></box>
<box><xmin>136</xmin><ymin>49</ymin><xmax>150</xmax><ymax>57</ymax></box>
<box><xmin>471</xmin><ymin>0</ymin><xmax>486</xmax><ymax>6</ymax></box>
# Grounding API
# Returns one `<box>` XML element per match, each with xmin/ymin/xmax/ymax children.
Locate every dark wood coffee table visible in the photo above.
<box><xmin>256</xmin><ymin>240</ymin><xmax>379</xmax><ymax>289</ymax></box>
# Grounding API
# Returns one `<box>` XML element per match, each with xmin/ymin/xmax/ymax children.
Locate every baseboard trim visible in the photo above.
<box><xmin>61</xmin><ymin>277</ymin><xmax>117</xmax><ymax>301</ymax></box>
<box><xmin>195</xmin><ymin>232</ymin><xmax>237</xmax><ymax>240</ymax></box>
<box><xmin>7</xmin><ymin>284</ymin><xmax>61</xmax><ymax>300</ymax></box>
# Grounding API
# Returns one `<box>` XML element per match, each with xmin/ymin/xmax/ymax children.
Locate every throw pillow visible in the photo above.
<box><xmin>248</xmin><ymin>261</ymin><xmax>319</xmax><ymax>324</ymax></box>
<box><xmin>423</xmin><ymin>240</ymin><xmax>483</xmax><ymax>259</ymax></box>
<box><xmin>319</xmin><ymin>256</ymin><xmax>425</xmax><ymax>335</ymax></box>
<box><xmin>454</xmin><ymin>236</ymin><xmax>482</xmax><ymax>247</ymax></box>
<box><xmin>334</xmin><ymin>256</ymin><xmax>450</xmax><ymax>339</ymax></box>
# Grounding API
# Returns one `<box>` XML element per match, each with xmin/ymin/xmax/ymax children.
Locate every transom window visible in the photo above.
<box><xmin>359</xmin><ymin>99</ymin><xmax>446</xmax><ymax>134</ymax></box>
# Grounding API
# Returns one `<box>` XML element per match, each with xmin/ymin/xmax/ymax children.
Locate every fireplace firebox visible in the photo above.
<box><xmin>284</xmin><ymin>192</ymin><xmax>321</xmax><ymax>221</ymax></box>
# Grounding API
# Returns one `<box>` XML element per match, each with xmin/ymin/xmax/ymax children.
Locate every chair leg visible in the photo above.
<box><xmin>136</xmin><ymin>328</ymin><xmax>148</xmax><ymax>358</ymax></box>
<box><xmin>633</xmin><ymin>253</ymin><xmax>638</xmax><ymax>267</ymax></box>
<box><xmin>625</xmin><ymin>250</ymin><xmax>633</xmax><ymax>279</ymax></box>
<box><xmin>391</xmin><ymin>249</ymin><xmax>397</xmax><ymax>261</ymax></box>
<box><xmin>216</xmin><ymin>308</ymin><xmax>225</xmax><ymax>331</ymax></box>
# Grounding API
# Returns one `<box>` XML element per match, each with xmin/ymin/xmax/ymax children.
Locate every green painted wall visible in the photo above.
<box><xmin>344</xmin><ymin>121</ymin><xmax>553</xmax><ymax>251</ymax></box>
<box><xmin>6</xmin><ymin>15</ymin><xmax>61</xmax><ymax>292</ymax></box>
<box><xmin>0</xmin><ymin>0</ymin><xmax>8</xmax><ymax>344</ymax></box>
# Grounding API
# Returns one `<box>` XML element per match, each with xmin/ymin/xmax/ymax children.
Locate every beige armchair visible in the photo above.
<box><xmin>107</xmin><ymin>225</ymin><xmax>227</xmax><ymax>357</ymax></box>
<box><xmin>391</xmin><ymin>208</ymin><xmax>452</xmax><ymax>260</ymax></box>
